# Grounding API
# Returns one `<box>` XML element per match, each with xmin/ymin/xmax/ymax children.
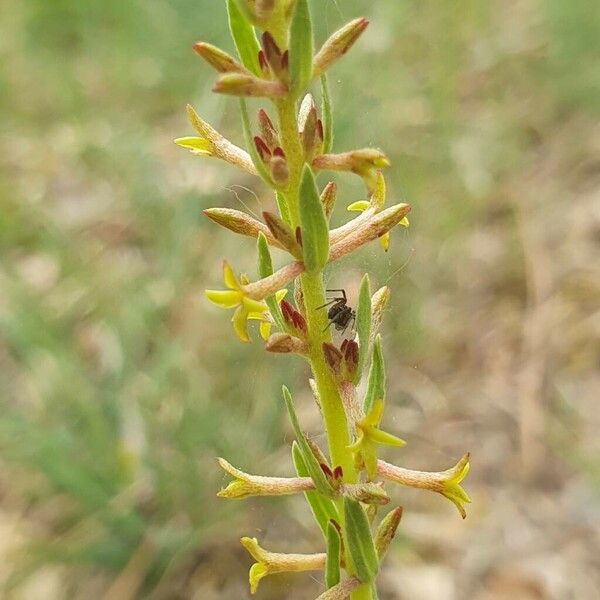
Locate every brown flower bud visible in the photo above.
<box><xmin>374</xmin><ymin>507</ymin><xmax>403</xmax><ymax>560</ymax></box>
<box><xmin>261</xmin><ymin>32</ymin><xmax>288</xmax><ymax>81</ymax></box>
<box><xmin>280</xmin><ymin>300</ymin><xmax>307</xmax><ymax>336</ymax></box>
<box><xmin>263</xmin><ymin>212</ymin><xmax>302</xmax><ymax>258</ymax></box>
<box><xmin>213</xmin><ymin>73</ymin><xmax>287</xmax><ymax>98</ymax></box>
<box><xmin>322</xmin><ymin>342</ymin><xmax>343</xmax><ymax>373</ymax></box>
<box><xmin>203</xmin><ymin>208</ymin><xmax>280</xmax><ymax>247</ymax></box>
<box><xmin>342</xmin><ymin>339</ymin><xmax>359</xmax><ymax>380</ymax></box>
<box><xmin>312</xmin><ymin>148</ymin><xmax>390</xmax><ymax>175</ymax></box>
<box><xmin>193</xmin><ymin>42</ymin><xmax>247</xmax><ymax>73</ymax></box>
<box><xmin>313</xmin><ymin>17</ymin><xmax>370</xmax><ymax>77</ymax></box>
<box><xmin>258</xmin><ymin>109</ymin><xmax>279</xmax><ymax>149</ymax></box>
<box><xmin>265</xmin><ymin>332</ymin><xmax>308</xmax><ymax>354</ymax></box>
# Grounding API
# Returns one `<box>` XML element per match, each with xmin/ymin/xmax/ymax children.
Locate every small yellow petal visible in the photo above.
<box><xmin>368</xmin><ymin>428</ymin><xmax>406</xmax><ymax>447</ymax></box>
<box><xmin>232</xmin><ymin>305</ymin><xmax>250</xmax><ymax>342</ymax></box>
<box><xmin>243</xmin><ymin>297</ymin><xmax>269</xmax><ymax>313</ymax></box>
<box><xmin>223</xmin><ymin>261</ymin><xmax>240</xmax><ymax>290</ymax></box>
<box><xmin>379</xmin><ymin>232</ymin><xmax>390</xmax><ymax>252</ymax></box>
<box><xmin>248</xmin><ymin>562</ymin><xmax>269</xmax><ymax>595</ymax></box>
<box><xmin>275</xmin><ymin>288</ymin><xmax>288</xmax><ymax>302</ymax></box>
<box><xmin>173</xmin><ymin>136</ymin><xmax>213</xmax><ymax>156</ymax></box>
<box><xmin>259</xmin><ymin>321</ymin><xmax>271</xmax><ymax>340</ymax></box>
<box><xmin>205</xmin><ymin>289</ymin><xmax>242</xmax><ymax>308</ymax></box>
<box><xmin>398</xmin><ymin>216</ymin><xmax>410</xmax><ymax>227</ymax></box>
<box><xmin>347</xmin><ymin>200</ymin><xmax>370</xmax><ymax>212</ymax></box>
<box><xmin>365</xmin><ymin>399</ymin><xmax>384</xmax><ymax>427</ymax></box>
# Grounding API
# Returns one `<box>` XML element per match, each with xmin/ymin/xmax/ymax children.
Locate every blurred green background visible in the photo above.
<box><xmin>1</xmin><ymin>0</ymin><xmax>599</xmax><ymax>598</ymax></box>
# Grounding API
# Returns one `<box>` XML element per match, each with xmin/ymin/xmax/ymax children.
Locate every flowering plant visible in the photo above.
<box><xmin>176</xmin><ymin>2</ymin><xmax>470</xmax><ymax>597</ymax></box>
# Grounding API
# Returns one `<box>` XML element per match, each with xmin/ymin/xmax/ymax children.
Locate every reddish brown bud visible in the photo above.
<box><xmin>280</xmin><ymin>300</ymin><xmax>307</xmax><ymax>335</ymax></box>
<box><xmin>295</xmin><ymin>226</ymin><xmax>303</xmax><ymax>246</ymax></box>
<box><xmin>316</xmin><ymin>119</ymin><xmax>324</xmax><ymax>142</ymax></box>
<box><xmin>333</xmin><ymin>466</ymin><xmax>343</xmax><ymax>480</ymax></box>
<box><xmin>292</xmin><ymin>311</ymin><xmax>307</xmax><ymax>333</ymax></box>
<box><xmin>320</xmin><ymin>463</ymin><xmax>334</xmax><ymax>479</ymax></box>
<box><xmin>258</xmin><ymin>50</ymin><xmax>269</xmax><ymax>72</ymax></box>
<box><xmin>281</xmin><ymin>50</ymin><xmax>289</xmax><ymax>70</ymax></box>
<box><xmin>343</xmin><ymin>339</ymin><xmax>359</xmax><ymax>377</ymax></box>
<box><xmin>258</xmin><ymin>109</ymin><xmax>278</xmax><ymax>149</ymax></box>
<box><xmin>261</xmin><ymin>32</ymin><xmax>287</xmax><ymax>80</ymax></box>
<box><xmin>323</xmin><ymin>342</ymin><xmax>343</xmax><ymax>373</ymax></box>
<box><xmin>254</xmin><ymin>136</ymin><xmax>271</xmax><ymax>161</ymax></box>
<box><xmin>263</xmin><ymin>212</ymin><xmax>301</xmax><ymax>257</ymax></box>
<box><xmin>273</xmin><ymin>146</ymin><xmax>285</xmax><ymax>158</ymax></box>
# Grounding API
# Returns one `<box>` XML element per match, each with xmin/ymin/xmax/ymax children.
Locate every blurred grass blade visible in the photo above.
<box><xmin>289</xmin><ymin>0</ymin><xmax>313</xmax><ymax>94</ymax></box>
<box><xmin>344</xmin><ymin>499</ymin><xmax>379</xmax><ymax>584</ymax></box>
<box><xmin>227</xmin><ymin>0</ymin><xmax>261</xmax><ymax>75</ymax></box>
<box><xmin>292</xmin><ymin>442</ymin><xmax>339</xmax><ymax>537</ymax></box>
<box><xmin>325</xmin><ymin>520</ymin><xmax>341</xmax><ymax>588</ymax></box>
<box><xmin>363</xmin><ymin>334</ymin><xmax>385</xmax><ymax>414</ymax></box>
<box><xmin>354</xmin><ymin>274</ymin><xmax>371</xmax><ymax>383</ymax></box>
<box><xmin>320</xmin><ymin>75</ymin><xmax>333</xmax><ymax>153</ymax></box>
<box><xmin>299</xmin><ymin>165</ymin><xmax>329</xmax><ymax>272</ymax></box>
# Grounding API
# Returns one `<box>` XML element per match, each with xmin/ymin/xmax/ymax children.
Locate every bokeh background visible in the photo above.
<box><xmin>1</xmin><ymin>0</ymin><xmax>599</xmax><ymax>598</ymax></box>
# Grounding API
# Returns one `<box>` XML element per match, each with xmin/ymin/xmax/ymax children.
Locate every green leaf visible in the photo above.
<box><xmin>325</xmin><ymin>520</ymin><xmax>341</xmax><ymax>588</ymax></box>
<box><xmin>320</xmin><ymin>75</ymin><xmax>333</xmax><ymax>153</ymax></box>
<box><xmin>257</xmin><ymin>233</ymin><xmax>285</xmax><ymax>330</ymax></box>
<box><xmin>240</xmin><ymin>99</ymin><xmax>273</xmax><ymax>185</ymax></box>
<box><xmin>275</xmin><ymin>191</ymin><xmax>292</xmax><ymax>225</ymax></box>
<box><xmin>292</xmin><ymin>442</ymin><xmax>339</xmax><ymax>538</ymax></box>
<box><xmin>289</xmin><ymin>0</ymin><xmax>313</xmax><ymax>94</ymax></box>
<box><xmin>363</xmin><ymin>334</ymin><xmax>385</xmax><ymax>414</ymax></box>
<box><xmin>299</xmin><ymin>165</ymin><xmax>329</xmax><ymax>272</ymax></box>
<box><xmin>282</xmin><ymin>386</ymin><xmax>333</xmax><ymax>496</ymax></box>
<box><xmin>344</xmin><ymin>499</ymin><xmax>379</xmax><ymax>584</ymax></box>
<box><xmin>354</xmin><ymin>274</ymin><xmax>372</xmax><ymax>383</ymax></box>
<box><xmin>227</xmin><ymin>0</ymin><xmax>261</xmax><ymax>75</ymax></box>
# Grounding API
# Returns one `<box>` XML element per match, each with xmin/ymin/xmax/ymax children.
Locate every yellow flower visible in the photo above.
<box><xmin>240</xmin><ymin>537</ymin><xmax>326</xmax><ymax>595</ymax></box>
<box><xmin>439</xmin><ymin>453</ymin><xmax>471</xmax><ymax>519</ymax></box>
<box><xmin>347</xmin><ymin>200</ymin><xmax>409</xmax><ymax>252</ymax></box>
<box><xmin>205</xmin><ymin>261</ymin><xmax>286</xmax><ymax>342</ymax></box>
<box><xmin>348</xmin><ymin>399</ymin><xmax>406</xmax><ymax>480</ymax></box>
<box><xmin>346</xmin><ymin>172</ymin><xmax>408</xmax><ymax>251</ymax></box>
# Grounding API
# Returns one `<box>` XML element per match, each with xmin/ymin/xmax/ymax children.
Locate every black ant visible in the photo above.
<box><xmin>317</xmin><ymin>289</ymin><xmax>355</xmax><ymax>334</ymax></box>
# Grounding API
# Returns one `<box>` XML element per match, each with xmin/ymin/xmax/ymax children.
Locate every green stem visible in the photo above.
<box><xmin>274</xmin><ymin>94</ymin><xmax>373</xmax><ymax>600</ymax></box>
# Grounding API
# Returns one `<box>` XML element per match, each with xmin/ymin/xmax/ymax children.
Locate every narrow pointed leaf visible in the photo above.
<box><xmin>257</xmin><ymin>233</ymin><xmax>285</xmax><ymax>330</ymax></box>
<box><xmin>276</xmin><ymin>191</ymin><xmax>292</xmax><ymax>225</ymax></box>
<box><xmin>289</xmin><ymin>0</ymin><xmax>313</xmax><ymax>94</ymax></box>
<box><xmin>292</xmin><ymin>442</ymin><xmax>339</xmax><ymax>537</ymax></box>
<box><xmin>283</xmin><ymin>387</ymin><xmax>333</xmax><ymax>495</ymax></box>
<box><xmin>320</xmin><ymin>75</ymin><xmax>333</xmax><ymax>153</ymax></box>
<box><xmin>363</xmin><ymin>335</ymin><xmax>385</xmax><ymax>414</ymax></box>
<box><xmin>344</xmin><ymin>499</ymin><xmax>379</xmax><ymax>584</ymax></box>
<box><xmin>239</xmin><ymin>99</ymin><xmax>273</xmax><ymax>185</ymax></box>
<box><xmin>299</xmin><ymin>165</ymin><xmax>329</xmax><ymax>272</ymax></box>
<box><xmin>227</xmin><ymin>0</ymin><xmax>261</xmax><ymax>75</ymax></box>
<box><xmin>354</xmin><ymin>274</ymin><xmax>371</xmax><ymax>383</ymax></box>
<box><xmin>325</xmin><ymin>520</ymin><xmax>341</xmax><ymax>588</ymax></box>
